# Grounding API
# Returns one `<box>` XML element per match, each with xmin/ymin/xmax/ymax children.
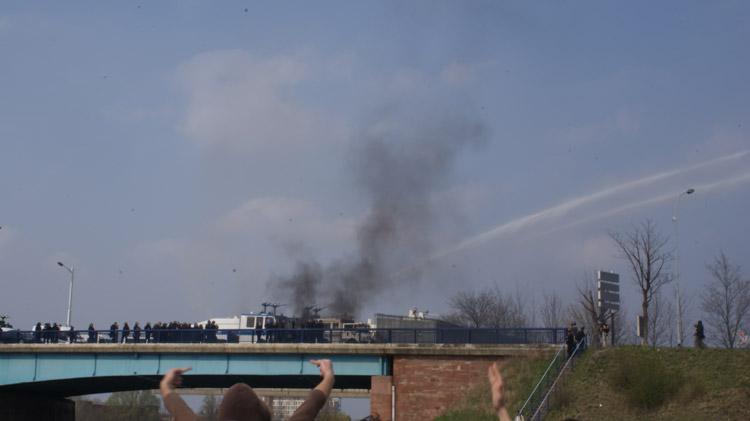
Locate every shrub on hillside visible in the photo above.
<box><xmin>611</xmin><ymin>352</ymin><xmax>682</xmax><ymax>409</ymax></box>
<box><xmin>550</xmin><ymin>383</ymin><xmax>573</xmax><ymax>411</ymax></box>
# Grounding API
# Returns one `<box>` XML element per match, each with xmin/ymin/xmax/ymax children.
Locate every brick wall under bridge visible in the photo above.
<box><xmin>370</xmin><ymin>343</ymin><xmax>558</xmax><ymax>421</ymax></box>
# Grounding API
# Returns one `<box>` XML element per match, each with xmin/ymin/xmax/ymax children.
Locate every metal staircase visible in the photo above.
<box><xmin>517</xmin><ymin>338</ymin><xmax>585</xmax><ymax>420</ymax></box>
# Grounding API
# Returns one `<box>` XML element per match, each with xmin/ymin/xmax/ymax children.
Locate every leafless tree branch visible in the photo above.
<box><xmin>443</xmin><ymin>283</ymin><xmax>530</xmax><ymax>328</ymax></box>
<box><xmin>701</xmin><ymin>251</ymin><xmax>750</xmax><ymax>349</ymax></box>
<box><xmin>608</xmin><ymin>219</ymin><xmax>672</xmax><ymax>346</ymax></box>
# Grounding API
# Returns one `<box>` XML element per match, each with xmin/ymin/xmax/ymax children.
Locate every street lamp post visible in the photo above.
<box><xmin>57</xmin><ymin>261</ymin><xmax>75</xmax><ymax>327</ymax></box>
<box><xmin>673</xmin><ymin>188</ymin><xmax>694</xmax><ymax>347</ymax></box>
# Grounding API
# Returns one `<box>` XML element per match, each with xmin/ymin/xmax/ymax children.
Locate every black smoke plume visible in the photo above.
<box><xmin>272</xmin><ymin>106</ymin><xmax>489</xmax><ymax>317</ymax></box>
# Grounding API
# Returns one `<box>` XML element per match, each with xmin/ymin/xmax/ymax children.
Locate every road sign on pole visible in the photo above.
<box><xmin>597</xmin><ymin>271</ymin><xmax>620</xmax><ymax>312</ymax></box>
<box><xmin>598</xmin><ymin>290</ymin><xmax>619</xmax><ymax>303</ymax></box>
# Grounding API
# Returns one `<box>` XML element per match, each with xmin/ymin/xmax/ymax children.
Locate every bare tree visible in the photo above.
<box><xmin>444</xmin><ymin>287</ymin><xmax>501</xmax><ymax>327</ymax></box>
<box><xmin>662</xmin><ymin>293</ymin><xmax>678</xmax><ymax>347</ymax></box>
<box><xmin>573</xmin><ymin>274</ymin><xmax>602</xmax><ymax>345</ymax></box>
<box><xmin>616</xmin><ymin>308</ymin><xmax>637</xmax><ymax>345</ymax></box>
<box><xmin>316</xmin><ymin>400</ymin><xmax>351</xmax><ymax>421</ymax></box>
<box><xmin>104</xmin><ymin>390</ymin><xmax>161</xmax><ymax>421</ymax></box>
<box><xmin>443</xmin><ymin>284</ymin><xmax>530</xmax><ymax>328</ymax></box>
<box><xmin>569</xmin><ymin>272</ymin><xmax>628</xmax><ymax>347</ymax></box>
<box><xmin>540</xmin><ymin>291</ymin><xmax>566</xmax><ymax>328</ymax></box>
<box><xmin>647</xmin><ymin>290</ymin><xmax>670</xmax><ymax>347</ymax></box>
<box><xmin>507</xmin><ymin>282</ymin><xmax>531</xmax><ymax>328</ymax></box>
<box><xmin>566</xmin><ymin>303</ymin><xmax>597</xmax><ymax>346</ymax></box>
<box><xmin>198</xmin><ymin>394</ymin><xmax>220</xmax><ymax>421</ymax></box>
<box><xmin>608</xmin><ymin>219</ymin><xmax>672</xmax><ymax>346</ymax></box>
<box><xmin>701</xmin><ymin>251</ymin><xmax>750</xmax><ymax>349</ymax></box>
<box><xmin>661</xmin><ymin>289</ymin><xmax>696</xmax><ymax>347</ymax></box>
<box><xmin>679</xmin><ymin>291</ymin><xmax>696</xmax><ymax>346</ymax></box>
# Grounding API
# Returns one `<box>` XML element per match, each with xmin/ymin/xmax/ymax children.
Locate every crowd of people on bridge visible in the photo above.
<box><xmin>14</xmin><ymin>319</ymin><xmax>311</xmax><ymax>345</ymax></box>
<box><xmin>89</xmin><ymin>320</ymin><xmax>222</xmax><ymax>344</ymax></box>
<box><xmin>3</xmin><ymin>320</ymin><xmax>225</xmax><ymax>344</ymax></box>
<box><xmin>32</xmin><ymin>322</ymin><xmax>65</xmax><ymax>343</ymax></box>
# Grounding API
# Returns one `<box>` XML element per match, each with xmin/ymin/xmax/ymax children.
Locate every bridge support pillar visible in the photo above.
<box><xmin>393</xmin><ymin>355</ymin><xmax>505</xmax><ymax>421</ymax></box>
<box><xmin>370</xmin><ymin>375</ymin><xmax>393</xmax><ymax>421</ymax></box>
<box><xmin>0</xmin><ymin>393</ymin><xmax>75</xmax><ymax>421</ymax></box>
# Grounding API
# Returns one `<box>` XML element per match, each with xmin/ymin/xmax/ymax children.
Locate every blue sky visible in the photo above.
<box><xmin>1</xmin><ymin>1</ymin><xmax>749</xmax><ymax>336</ymax></box>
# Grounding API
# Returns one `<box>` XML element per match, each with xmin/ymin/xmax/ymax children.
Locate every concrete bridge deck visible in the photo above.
<box><xmin>0</xmin><ymin>342</ymin><xmax>561</xmax><ymax>421</ymax></box>
<box><xmin>0</xmin><ymin>342</ymin><xmax>557</xmax><ymax>396</ymax></box>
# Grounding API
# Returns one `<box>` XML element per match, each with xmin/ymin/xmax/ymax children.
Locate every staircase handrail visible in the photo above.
<box><xmin>529</xmin><ymin>337</ymin><xmax>585</xmax><ymax>420</ymax></box>
<box><xmin>517</xmin><ymin>341</ymin><xmax>566</xmax><ymax>415</ymax></box>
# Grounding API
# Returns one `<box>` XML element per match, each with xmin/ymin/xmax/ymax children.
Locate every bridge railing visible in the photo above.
<box><xmin>0</xmin><ymin>327</ymin><xmax>567</xmax><ymax>345</ymax></box>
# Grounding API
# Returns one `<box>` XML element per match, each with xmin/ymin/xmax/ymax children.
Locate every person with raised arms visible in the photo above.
<box><xmin>160</xmin><ymin>359</ymin><xmax>335</xmax><ymax>421</ymax></box>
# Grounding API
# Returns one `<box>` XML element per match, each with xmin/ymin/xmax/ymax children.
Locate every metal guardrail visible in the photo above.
<box><xmin>527</xmin><ymin>338</ymin><xmax>586</xmax><ymax>421</ymax></box>
<box><xmin>517</xmin><ymin>342</ymin><xmax>567</xmax><ymax>418</ymax></box>
<box><xmin>0</xmin><ymin>327</ymin><xmax>567</xmax><ymax>345</ymax></box>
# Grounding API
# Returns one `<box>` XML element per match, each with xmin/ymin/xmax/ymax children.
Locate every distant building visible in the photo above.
<box><xmin>268</xmin><ymin>396</ymin><xmax>340</xmax><ymax>420</ymax></box>
<box><xmin>374</xmin><ymin>311</ymin><xmax>460</xmax><ymax>343</ymax></box>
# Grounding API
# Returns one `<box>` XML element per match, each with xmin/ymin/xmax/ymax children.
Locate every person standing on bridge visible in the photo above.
<box><xmin>122</xmin><ymin>322</ymin><xmax>130</xmax><ymax>343</ymax></box>
<box><xmin>133</xmin><ymin>322</ymin><xmax>141</xmax><ymax>343</ymax></box>
<box><xmin>160</xmin><ymin>359</ymin><xmax>335</xmax><ymax>421</ymax></box>
<box><xmin>109</xmin><ymin>322</ymin><xmax>118</xmax><ymax>343</ymax></box>
<box><xmin>88</xmin><ymin>323</ymin><xmax>97</xmax><ymax>343</ymax></box>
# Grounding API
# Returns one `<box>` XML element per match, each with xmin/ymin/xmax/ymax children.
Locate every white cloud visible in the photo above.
<box><xmin>440</xmin><ymin>60</ymin><xmax>490</xmax><ymax>84</ymax></box>
<box><xmin>217</xmin><ymin>197</ymin><xmax>309</xmax><ymax>233</ymax></box>
<box><xmin>558</xmin><ymin>235</ymin><xmax>615</xmax><ymax>269</ymax></box>
<box><xmin>132</xmin><ymin>237</ymin><xmax>187</xmax><ymax>261</ymax></box>
<box><xmin>176</xmin><ymin>50</ymin><xmax>343</xmax><ymax>153</ymax></box>
<box><xmin>325</xmin><ymin>52</ymin><xmax>355</xmax><ymax>79</ymax></box>
<box><xmin>215</xmin><ymin>196</ymin><xmax>355</xmax><ymax>247</ymax></box>
<box><xmin>387</xmin><ymin>68</ymin><xmax>424</xmax><ymax>93</ymax></box>
<box><xmin>102</xmin><ymin>104</ymin><xmax>171</xmax><ymax>123</ymax></box>
<box><xmin>434</xmin><ymin>183</ymin><xmax>489</xmax><ymax>208</ymax></box>
<box><xmin>614</xmin><ymin>108</ymin><xmax>640</xmax><ymax>133</ymax></box>
<box><xmin>165</xmin><ymin>196</ymin><xmax>359</xmax><ymax>316</ymax></box>
<box><xmin>0</xmin><ymin>225</ymin><xmax>16</xmax><ymax>249</ymax></box>
<box><xmin>698</xmin><ymin>123</ymin><xmax>749</xmax><ymax>157</ymax></box>
<box><xmin>431</xmin><ymin>183</ymin><xmax>489</xmax><ymax>222</ymax></box>
<box><xmin>550</xmin><ymin>107</ymin><xmax>642</xmax><ymax>147</ymax></box>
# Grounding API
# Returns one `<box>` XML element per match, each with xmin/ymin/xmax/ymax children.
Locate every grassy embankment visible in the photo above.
<box><xmin>437</xmin><ymin>347</ymin><xmax>750</xmax><ymax>421</ymax></box>
<box><xmin>436</xmin><ymin>350</ymin><xmax>555</xmax><ymax>421</ymax></box>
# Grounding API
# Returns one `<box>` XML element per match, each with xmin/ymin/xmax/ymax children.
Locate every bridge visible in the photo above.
<box><xmin>0</xmin><ymin>328</ymin><xmax>565</xmax><ymax>421</ymax></box>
